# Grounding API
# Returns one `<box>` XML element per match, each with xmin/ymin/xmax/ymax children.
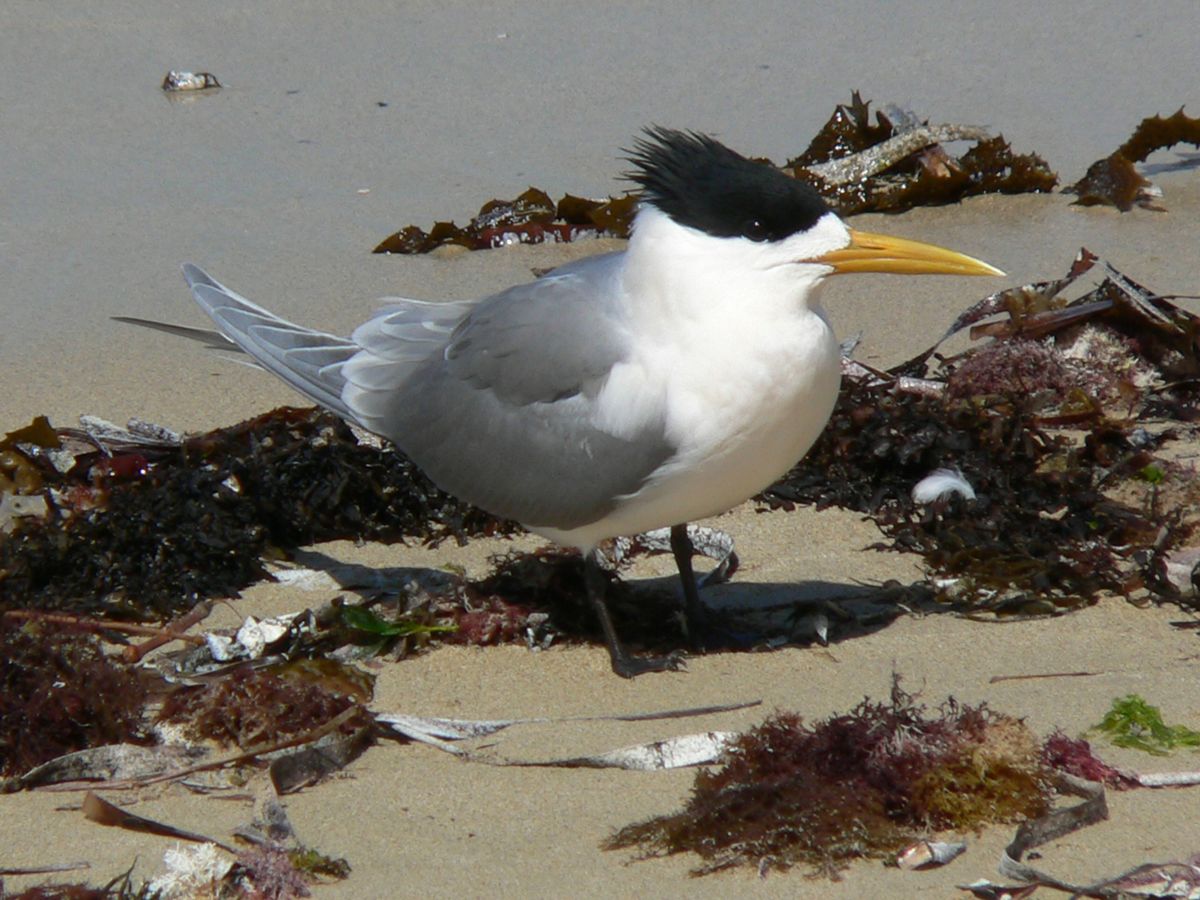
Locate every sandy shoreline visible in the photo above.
<box><xmin>4</xmin><ymin>2</ymin><xmax>1200</xmax><ymax>896</ymax></box>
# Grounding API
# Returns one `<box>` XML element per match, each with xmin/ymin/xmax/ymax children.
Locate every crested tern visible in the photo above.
<box><xmin>174</xmin><ymin>127</ymin><xmax>1003</xmax><ymax>676</ymax></box>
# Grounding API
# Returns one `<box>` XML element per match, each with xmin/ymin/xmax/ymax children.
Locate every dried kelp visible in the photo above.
<box><xmin>0</xmin><ymin>407</ymin><xmax>512</xmax><ymax>619</ymax></box>
<box><xmin>0</xmin><ymin>619</ymin><xmax>149</xmax><ymax>777</ymax></box>
<box><xmin>373</xmin><ymin>188</ymin><xmax>637</xmax><ymax>253</ymax></box>
<box><xmin>788</xmin><ymin>92</ymin><xmax>1057</xmax><ymax>216</ymax></box>
<box><xmin>1068</xmin><ymin>107</ymin><xmax>1200</xmax><ymax>210</ymax></box>
<box><xmin>606</xmin><ymin>678</ymin><xmax>1052</xmax><ymax>875</ymax></box>
<box><xmin>762</xmin><ymin>251</ymin><xmax>1200</xmax><ymax>615</ymax></box>
<box><xmin>374</xmin><ymin>95</ymin><xmax>1055</xmax><ymax>253</ymax></box>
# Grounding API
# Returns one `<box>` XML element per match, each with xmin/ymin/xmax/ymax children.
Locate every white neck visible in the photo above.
<box><xmin>618</xmin><ymin>206</ymin><xmax>849</xmax><ymax>338</ymax></box>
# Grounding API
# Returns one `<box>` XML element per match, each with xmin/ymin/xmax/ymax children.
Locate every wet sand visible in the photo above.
<box><xmin>2</xmin><ymin>2</ymin><xmax>1199</xmax><ymax>896</ymax></box>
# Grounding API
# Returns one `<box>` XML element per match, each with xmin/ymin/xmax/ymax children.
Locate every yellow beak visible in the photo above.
<box><xmin>814</xmin><ymin>228</ymin><xmax>1005</xmax><ymax>277</ymax></box>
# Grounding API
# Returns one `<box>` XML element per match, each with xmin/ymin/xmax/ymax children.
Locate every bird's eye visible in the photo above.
<box><xmin>741</xmin><ymin>219</ymin><xmax>769</xmax><ymax>242</ymax></box>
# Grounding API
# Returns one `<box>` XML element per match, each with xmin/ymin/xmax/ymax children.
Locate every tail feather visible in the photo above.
<box><xmin>182</xmin><ymin>264</ymin><xmax>360</xmax><ymax>421</ymax></box>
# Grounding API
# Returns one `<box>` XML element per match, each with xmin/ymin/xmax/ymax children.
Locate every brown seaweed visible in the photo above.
<box><xmin>374</xmin><ymin>189</ymin><xmax>637</xmax><ymax>254</ymax></box>
<box><xmin>157</xmin><ymin>663</ymin><xmax>373</xmax><ymax>751</ymax></box>
<box><xmin>374</xmin><ymin>95</ymin><xmax>1055</xmax><ymax>254</ymax></box>
<box><xmin>789</xmin><ymin>94</ymin><xmax>1056</xmax><ymax>216</ymax></box>
<box><xmin>1068</xmin><ymin>107</ymin><xmax>1200</xmax><ymax>210</ymax></box>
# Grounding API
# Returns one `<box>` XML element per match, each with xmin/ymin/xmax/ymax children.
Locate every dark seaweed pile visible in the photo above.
<box><xmin>0</xmin><ymin>408</ymin><xmax>510</xmax><ymax>619</ymax></box>
<box><xmin>763</xmin><ymin>252</ymin><xmax>1200</xmax><ymax>615</ymax></box>
<box><xmin>762</xmin><ymin>378</ymin><xmax>1154</xmax><ymax>615</ymax></box>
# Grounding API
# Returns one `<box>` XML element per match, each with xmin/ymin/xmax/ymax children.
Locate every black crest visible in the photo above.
<box><xmin>625</xmin><ymin>126</ymin><xmax>830</xmax><ymax>241</ymax></box>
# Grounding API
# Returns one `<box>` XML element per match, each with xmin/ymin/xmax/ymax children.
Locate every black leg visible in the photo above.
<box><xmin>669</xmin><ymin>523</ymin><xmax>710</xmax><ymax>647</ymax></box>
<box><xmin>585</xmin><ymin>549</ymin><xmax>684</xmax><ymax>678</ymax></box>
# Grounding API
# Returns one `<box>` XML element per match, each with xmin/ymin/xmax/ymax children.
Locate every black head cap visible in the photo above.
<box><xmin>625</xmin><ymin>126</ymin><xmax>830</xmax><ymax>242</ymax></box>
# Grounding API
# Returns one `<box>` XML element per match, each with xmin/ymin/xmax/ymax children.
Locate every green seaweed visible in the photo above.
<box><xmin>1090</xmin><ymin>695</ymin><xmax>1200</xmax><ymax>755</ymax></box>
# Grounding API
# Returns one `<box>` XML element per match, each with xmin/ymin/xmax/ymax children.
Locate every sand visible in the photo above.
<box><xmin>3</xmin><ymin>2</ymin><xmax>1200</xmax><ymax>896</ymax></box>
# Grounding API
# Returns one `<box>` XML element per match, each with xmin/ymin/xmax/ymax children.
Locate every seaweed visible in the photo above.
<box><xmin>374</xmin><ymin>189</ymin><xmax>637</xmax><ymax>254</ymax></box>
<box><xmin>374</xmin><ymin>95</ymin><xmax>1055</xmax><ymax>254</ymax></box>
<box><xmin>438</xmin><ymin>545</ymin><xmax>698</xmax><ymax>652</ymax></box>
<box><xmin>0</xmin><ymin>408</ymin><xmax>513</xmax><ymax>619</ymax></box>
<box><xmin>157</xmin><ymin>662</ymin><xmax>373</xmax><ymax>751</ymax></box>
<box><xmin>1089</xmin><ymin>694</ymin><xmax>1200</xmax><ymax>755</ymax></box>
<box><xmin>4</xmin><ymin>868</ymin><xmax>155</xmax><ymax>900</ymax></box>
<box><xmin>0</xmin><ymin>618</ymin><xmax>148</xmax><ymax>777</ymax></box>
<box><xmin>1040</xmin><ymin>730</ymin><xmax>1137</xmax><ymax>788</ymax></box>
<box><xmin>761</xmin><ymin>251</ymin><xmax>1200</xmax><ymax>615</ymax></box>
<box><xmin>789</xmin><ymin>94</ymin><xmax>1056</xmax><ymax>216</ymax></box>
<box><xmin>606</xmin><ymin>677</ymin><xmax>1051</xmax><ymax>875</ymax></box>
<box><xmin>1069</xmin><ymin>107</ymin><xmax>1200</xmax><ymax>210</ymax></box>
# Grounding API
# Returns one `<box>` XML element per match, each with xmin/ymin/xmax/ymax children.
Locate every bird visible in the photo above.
<box><xmin>165</xmin><ymin>127</ymin><xmax>1003</xmax><ymax>677</ymax></box>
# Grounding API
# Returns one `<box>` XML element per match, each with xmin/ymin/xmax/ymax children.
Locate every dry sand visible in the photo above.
<box><xmin>3</xmin><ymin>2</ymin><xmax>1200</xmax><ymax>897</ymax></box>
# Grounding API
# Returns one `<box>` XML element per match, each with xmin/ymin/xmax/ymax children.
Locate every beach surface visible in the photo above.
<box><xmin>2</xmin><ymin>2</ymin><xmax>1200</xmax><ymax>896</ymax></box>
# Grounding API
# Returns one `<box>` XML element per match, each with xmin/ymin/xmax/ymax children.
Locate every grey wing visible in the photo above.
<box><xmin>342</xmin><ymin>253</ymin><xmax>675</xmax><ymax>530</ymax></box>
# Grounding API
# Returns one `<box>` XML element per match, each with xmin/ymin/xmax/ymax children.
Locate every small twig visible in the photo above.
<box><xmin>989</xmin><ymin>670</ymin><xmax>1101</xmax><ymax>684</ymax></box>
<box><xmin>0</xmin><ymin>862</ymin><xmax>91</xmax><ymax>876</ymax></box>
<box><xmin>122</xmin><ymin>601</ymin><xmax>214</xmax><ymax>662</ymax></box>
<box><xmin>803</xmin><ymin>124</ymin><xmax>993</xmax><ymax>186</ymax></box>
<box><xmin>2</xmin><ymin>609</ymin><xmax>206</xmax><ymax>646</ymax></box>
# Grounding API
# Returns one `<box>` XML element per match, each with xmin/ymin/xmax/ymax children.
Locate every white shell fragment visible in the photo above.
<box><xmin>897</xmin><ymin>839</ymin><xmax>967</xmax><ymax>870</ymax></box>
<box><xmin>533</xmin><ymin>731</ymin><xmax>734</xmax><ymax>771</ymax></box>
<box><xmin>912</xmin><ymin>467</ymin><xmax>977</xmax><ymax>504</ymax></box>
<box><xmin>162</xmin><ymin>71</ymin><xmax>222</xmax><ymax>92</ymax></box>
<box><xmin>0</xmin><ymin>492</ymin><xmax>48</xmax><ymax>533</ymax></box>
<box><xmin>204</xmin><ymin>613</ymin><xmax>302</xmax><ymax>662</ymax></box>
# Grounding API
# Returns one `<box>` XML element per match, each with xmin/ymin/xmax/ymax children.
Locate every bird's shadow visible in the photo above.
<box><xmin>272</xmin><ymin>547</ymin><xmax>951</xmax><ymax>656</ymax></box>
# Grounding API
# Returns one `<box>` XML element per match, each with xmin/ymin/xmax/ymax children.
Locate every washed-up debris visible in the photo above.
<box><xmin>1068</xmin><ymin>107</ymin><xmax>1200</xmax><ymax>210</ymax></box>
<box><xmin>896</xmin><ymin>838</ymin><xmax>967</xmax><ymax>870</ymax></box>
<box><xmin>787</xmin><ymin>92</ymin><xmax>1056</xmax><ymax>216</ymax></box>
<box><xmin>373</xmin><ymin>188</ymin><xmax>637</xmax><ymax>253</ymax></box>
<box><xmin>0</xmin><ymin>620</ymin><xmax>148</xmax><ymax>779</ymax></box>
<box><xmin>373</xmin><ymin>94</ymin><xmax>1054</xmax><ymax>254</ymax></box>
<box><xmin>612</xmin><ymin>524</ymin><xmax>738</xmax><ymax>588</ymax></box>
<box><xmin>84</xmin><ymin>791</ymin><xmax>234</xmax><ymax>853</ymax></box>
<box><xmin>0</xmin><ymin>407</ymin><xmax>513</xmax><ymax>619</ymax></box>
<box><xmin>511</xmin><ymin>731</ymin><xmax>735</xmax><ymax>771</ymax></box>
<box><xmin>960</xmin><ymin>773</ymin><xmax>1109</xmax><ymax>898</ymax></box>
<box><xmin>0</xmin><ymin>863</ymin><xmax>91</xmax><ymax>878</ymax></box>
<box><xmin>376</xmin><ymin>699</ymin><xmax>757</xmax><ymax>768</ymax></box>
<box><xmin>6</xmin><ymin>744</ymin><xmax>209</xmax><ymax>793</ymax></box>
<box><xmin>140</xmin><ymin>786</ymin><xmax>347</xmax><ymax>898</ymax></box>
<box><xmin>147</xmin><ymin>843</ymin><xmax>234</xmax><ymax>900</ymax></box>
<box><xmin>606</xmin><ymin>678</ymin><xmax>1052</xmax><ymax>875</ymax></box>
<box><xmin>157</xmin><ymin>661</ymin><xmax>374</xmax><ymax>751</ymax></box>
<box><xmin>761</xmin><ymin>249</ymin><xmax>1200</xmax><ymax>617</ymax></box>
<box><xmin>1</xmin><ymin>864</ymin><xmax>150</xmax><ymax>900</ymax></box>
<box><xmin>1089</xmin><ymin>694</ymin><xmax>1200</xmax><ymax>755</ymax></box>
<box><xmin>161</xmin><ymin>70</ymin><xmax>221</xmax><ymax>92</ymax></box>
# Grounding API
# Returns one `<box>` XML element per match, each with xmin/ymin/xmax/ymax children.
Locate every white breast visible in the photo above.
<box><xmin>532</xmin><ymin>206</ymin><xmax>848</xmax><ymax>551</ymax></box>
